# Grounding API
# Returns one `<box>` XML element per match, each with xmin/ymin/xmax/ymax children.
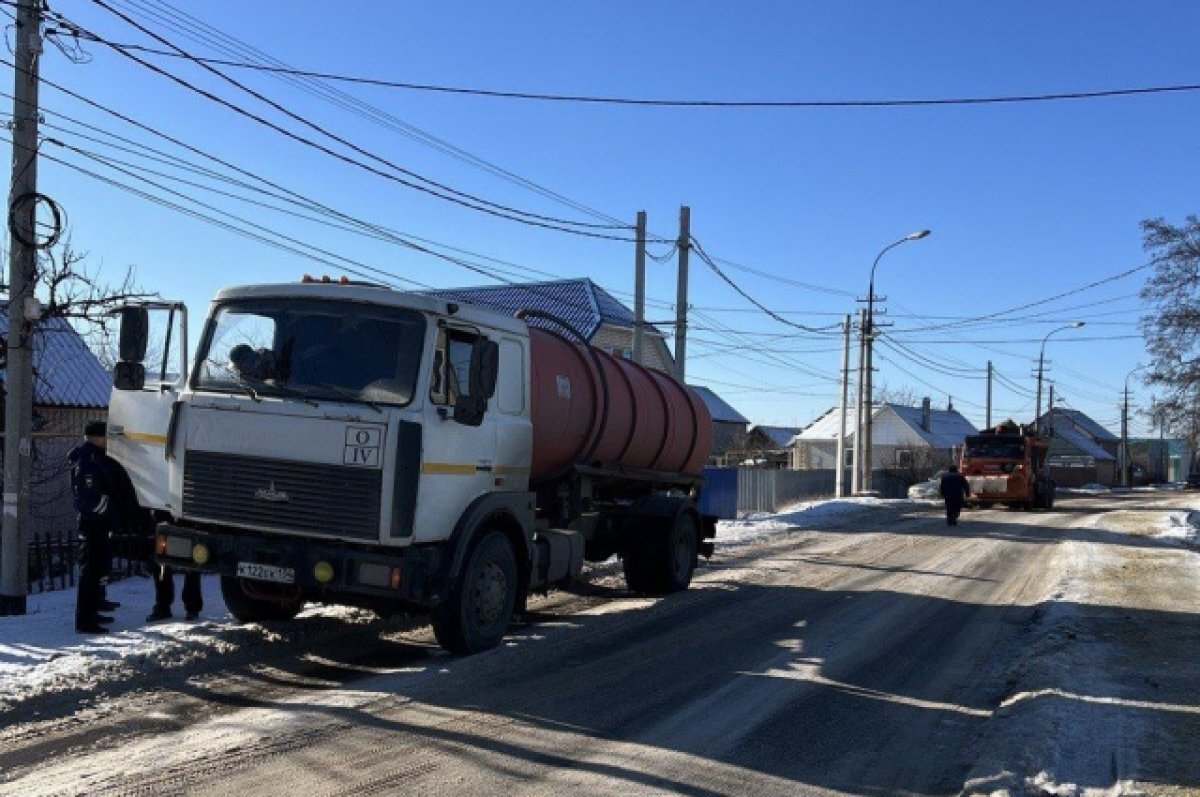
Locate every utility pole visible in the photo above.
<box><xmin>835</xmin><ymin>314</ymin><xmax>851</xmax><ymax>498</ymax></box>
<box><xmin>863</xmin><ymin>305</ymin><xmax>875</xmax><ymax>492</ymax></box>
<box><xmin>1120</xmin><ymin>387</ymin><xmax>1129</xmax><ymax>487</ymax></box>
<box><xmin>674</xmin><ymin>206</ymin><xmax>690</xmax><ymax>381</ymax></box>
<box><xmin>632</xmin><ymin>211</ymin><xmax>646</xmax><ymax>365</ymax></box>
<box><xmin>1</xmin><ymin>0</ymin><xmax>42</xmax><ymax>615</ymax></box>
<box><xmin>1047</xmin><ymin>384</ymin><xmax>1055</xmax><ymax>436</ymax></box>
<box><xmin>985</xmin><ymin>360</ymin><xmax>993</xmax><ymax>429</ymax></box>
<box><xmin>852</xmin><ymin>309</ymin><xmax>866</xmax><ymax>494</ymax></box>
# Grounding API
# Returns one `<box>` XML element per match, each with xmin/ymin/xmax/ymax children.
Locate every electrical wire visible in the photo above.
<box><xmin>61</xmin><ymin>36</ymin><xmax>1200</xmax><ymax>110</ymax></box>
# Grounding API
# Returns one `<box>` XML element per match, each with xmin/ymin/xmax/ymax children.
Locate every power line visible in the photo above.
<box><xmin>73</xmin><ymin>1</ymin><xmax>641</xmax><ymax>241</ymax></box>
<box><xmin>61</xmin><ymin>37</ymin><xmax>1200</xmax><ymax>109</ymax></box>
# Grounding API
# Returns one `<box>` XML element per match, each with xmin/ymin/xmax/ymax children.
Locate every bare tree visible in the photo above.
<box><xmin>1138</xmin><ymin>215</ymin><xmax>1200</xmax><ymax>467</ymax></box>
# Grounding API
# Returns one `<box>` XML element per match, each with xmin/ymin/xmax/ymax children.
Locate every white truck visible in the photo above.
<box><xmin>108</xmin><ymin>279</ymin><xmax>715</xmax><ymax>653</ymax></box>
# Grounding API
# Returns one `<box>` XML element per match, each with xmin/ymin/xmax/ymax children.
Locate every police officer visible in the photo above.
<box><xmin>70</xmin><ymin>420</ymin><xmax>120</xmax><ymax>634</ymax></box>
<box><xmin>147</xmin><ymin>564</ymin><xmax>202</xmax><ymax>622</ymax></box>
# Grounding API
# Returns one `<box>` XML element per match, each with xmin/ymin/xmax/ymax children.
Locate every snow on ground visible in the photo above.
<box><xmin>1154</xmin><ymin>507</ymin><xmax>1200</xmax><ymax>548</ymax></box>
<box><xmin>0</xmin><ymin>574</ymin><xmax>377</xmax><ymax>715</ymax></box>
<box><xmin>1</xmin><ymin>496</ymin><xmax>905</xmax><ymax>717</ymax></box>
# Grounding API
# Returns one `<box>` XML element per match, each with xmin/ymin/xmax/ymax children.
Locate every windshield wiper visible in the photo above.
<box><xmin>312</xmin><ymin>382</ymin><xmax>383</xmax><ymax>414</ymax></box>
<box><xmin>235</xmin><ymin>372</ymin><xmax>319</xmax><ymax>407</ymax></box>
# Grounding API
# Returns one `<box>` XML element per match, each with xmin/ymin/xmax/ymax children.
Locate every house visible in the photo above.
<box><xmin>1040</xmin><ymin>408</ymin><xmax>1118</xmax><ymax>487</ymax></box>
<box><xmin>1125</xmin><ymin>437</ymin><xmax>1192</xmax><ymax>484</ymax></box>
<box><xmin>791</xmin><ymin>398</ymin><xmax>977</xmax><ymax>478</ymax></box>
<box><xmin>720</xmin><ymin>424</ymin><xmax>801</xmax><ymax>469</ymax></box>
<box><xmin>425</xmin><ymin>278</ymin><xmax>676</xmax><ymax>374</ymax></box>
<box><xmin>688</xmin><ymin>385</ymin><xmax>751</xmax><ymax>466</ymax></box>
<box><xmin>0</xmin><ymin>310</ymin><xmax>111</xmax><ymax>536</ymax></box>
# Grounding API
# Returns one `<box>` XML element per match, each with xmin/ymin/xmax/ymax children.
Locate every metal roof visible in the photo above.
<box><xmin>0</xmin><ymin>310</ymin><xmax>110</xmax><ymax>408</ymax></box>
<box><xmin>1049</xmin><ymin>424</ymin><xmax>1116</xmax><ymax>461</ymax></box>
<box><xmin>752</xmin><ymin>425</ymin><xmax>803</xmax><ymax>448</ymax></box>
<box><xmin>689</xmin><ymin>385</ymin><xmax>750</xmax><ymax>425</ymax></box>
<box><xmin>1044</xmin><ymin>408</ymin><xmax>1118</xmax><ymax>441</ymax></box>
<box><xmin>796</xmin><ymin>402</ymin><xmax>977</xmax><ymax>449</ymax></box>
<box><xmin>423</xmin><ymin>278</ymin><xmax>655</xmax><ymax>340</ymax></box>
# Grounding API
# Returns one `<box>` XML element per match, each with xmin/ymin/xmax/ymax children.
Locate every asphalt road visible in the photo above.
<box><xmin>3</xmin><ymin>492</ymin><xmax>1197</xmax><ymax>796</ymax></box>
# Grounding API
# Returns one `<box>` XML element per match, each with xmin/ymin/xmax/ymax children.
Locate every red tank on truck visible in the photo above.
<box><xmin>105</xmin><ymin>281</ymin><xmax>719</xmax><ymax>653</ymax></box>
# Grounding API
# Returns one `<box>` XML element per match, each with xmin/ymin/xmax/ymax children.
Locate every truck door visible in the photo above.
<box><xmin>106</xmin><ymin>302</ymin><xmax>188</xmax><ymax>513</ymax></box>
<box><xmin>413</xmin><ymin>325</ymin><xmax>498</xmax><ymax>542</ymax></box>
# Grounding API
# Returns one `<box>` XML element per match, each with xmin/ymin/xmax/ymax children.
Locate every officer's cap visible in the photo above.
<box><xmin>84</xmin><ymin>420</ymin><xmax>107</xmax><ymax>438</ymax></box>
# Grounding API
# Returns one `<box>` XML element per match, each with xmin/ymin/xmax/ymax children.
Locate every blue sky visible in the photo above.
<box><xmin>14</xmin><ymin>1</ymin><xmax>1199</xmax><ymax>436</ymax></box>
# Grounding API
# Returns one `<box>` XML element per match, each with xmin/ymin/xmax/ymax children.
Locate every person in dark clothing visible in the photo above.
<box><xmin>939</xmin><ymin>465</ymin><xmax>971</xmax><ymax>527</ymax></box>
<box><xmin>70</xmin><ymin>421</ymin><xmax>121</xmax><ymax>634</ymax></box>
<box><xmin>148</xmin><ymin>566</ymin><xmax>202</xmax><ymax>622</ymax></box>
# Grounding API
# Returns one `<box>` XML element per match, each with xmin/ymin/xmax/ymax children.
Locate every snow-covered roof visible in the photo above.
<box><xmin>886</xmin><ymin>403</ymin><xmax>978</xmax><ymax>449</ymax></box>
<box><xmin>1050</xmin><ymin>424</ymin><xmax>1116</xmax><ymax>461</ymax></box>
<box><xmin>0</xmin><ymin>309</ymin><xmax>110</xmax><ymax>408</ymax></box>
<box><xmin>796</xmin><ymin>403</ymin><xmax>977</xmax><ymax>449</ymax></box>
<box><xmin>752</xmin><ymin>425</ymin><xmax>802</xmax><ymax>448</ymax></box>
<box><xmin>1043</xmin><ymin>408</ymin><xmax>1117</xmax><ymax>442</ymax></box>
<box><xmin>424</xmin><ymin>278</ymin><xmax>662</xmax><ymax>340</ymax></box>
<box><xmin>690</xmin><ymin>385</ymin><xmax>750</xmax><ymax>425</ymax></box>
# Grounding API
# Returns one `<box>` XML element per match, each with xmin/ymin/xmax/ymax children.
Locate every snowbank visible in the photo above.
<box><xmin>1155</xmin><ymin>509</ymin><xmax>1200</xmax><ymax>548</ymax></box>
<box><xmin>717</xmin><ymin>496</ymin><xmax>913</xmax><ymax>547</ymax></box>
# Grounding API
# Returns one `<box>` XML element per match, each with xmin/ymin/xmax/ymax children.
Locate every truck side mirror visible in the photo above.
<box><xmin>118</xmin><ymin>307</ymin><xmax>150</xmax><ymax>362</ymax></box>
<box><xmin>452</xmin><ymin>394</ymin><xmax>486</xmax><ymax>427</ymax></box>
<box><xmin>113</xmin><ymin>361</ymin><xmax>145</xmax><ymax>391</ymax></box>
<box><xmin>471</xmin><ymin>338</ymin><xmax>499</xmax><ymax>400</ymax></box>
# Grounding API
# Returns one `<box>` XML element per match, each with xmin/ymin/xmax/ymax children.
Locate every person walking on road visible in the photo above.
<box><xmin>70</xmin><ymin>421</ymin><xmax>121</xmax><ymax>634</ymax></box>
<box><xmin>939</xmin><ymin>465</ymin><xmax>971</xmax><ymax>527</ymax></box>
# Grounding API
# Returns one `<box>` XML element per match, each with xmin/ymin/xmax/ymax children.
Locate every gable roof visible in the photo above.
<box><xmin>796</xmin><ymin>403</ymin><xmax>977</xmax><ymax>449</ymax></box>
<box><xmin>0</xmin><ymin>310</ymin><xmax>110</xmax><ymax>408</ymax></box>
<box><xmin>886</xmin><ymin>403</ymin><xmax>978</xmax><ymax>449</ymax></box>
<box><xmin>424</xmin><ymin>278</ymin><xmax>658</xmax><ymax>341</ymax></box>
<box><xmin>1043</xmin><ymin>408</ymin><xmax>1118</xmax><ymax>442</ymax></box>
<box><xmin>1050</xmin><ymin>424</ymin><xmax>1116</xmax><ymax>461</ymax></box>
<box><xmin>689</xmin><ymin>385</ymin><xmax>750</xmax><ymax>425</ymax></box>
<box><xmin>752</xmin><ymin>425</ymin><xmax>803</xmax><ymax>448</ymax></box>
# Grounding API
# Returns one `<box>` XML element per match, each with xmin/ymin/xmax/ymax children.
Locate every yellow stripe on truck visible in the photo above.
<box><xmin>123</xmin><ymin>431</ymin><xmax>169</xmax><ymax>445</ymax></box>
<box><xmin>421</xmin><ymin>462</ymin><xmax>478</xmax><ymax>475</ymax></box>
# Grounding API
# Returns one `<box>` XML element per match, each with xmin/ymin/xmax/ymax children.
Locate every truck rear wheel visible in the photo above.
<box><xmin>432</xmin><ymin>530</ymin><xmax>517</xmax><ymax>655</ymax></box>
<box><xmin>623</xmin><ymin>512</ymin><xmax>699</xmax><ymax>595</ymax></box>
<box><xmin>220</xmin><ymin>575</ymin><xmax>305</xmax><ymax>623</ymax></box>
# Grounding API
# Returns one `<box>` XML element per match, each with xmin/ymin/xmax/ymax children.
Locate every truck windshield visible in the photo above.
<box><xmin>194</xmin><ymin>298</ymin><xmax>426</xmax><ymax>407</ymax></box>
<box><xmin>964</xmin><ymin>439</ymin><xmax>1026</xmax><ymax>459</ymax></box>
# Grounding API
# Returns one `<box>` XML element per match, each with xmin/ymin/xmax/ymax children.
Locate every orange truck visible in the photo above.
<box><xmin>959</xmin><ymin>421</ymin><xmax>1056</xmax><ymax>510</ymax></box>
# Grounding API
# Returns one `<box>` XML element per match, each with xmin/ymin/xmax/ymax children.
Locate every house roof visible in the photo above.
<box><xmin>752</xmin><ymin>425</ymin><xmax>803</xmax><ymax>448</ymax></box>
<box><xmin>796</xmin><ymin>402</ymin><xmax>977</xmax><ymax>449</ymax></box>
<box><xmin>1042</xmin><ymin>408</ymin><xmax>1118</xmax><ymax>442</ymax></box>
<box><xmin>0</xmin><ymin>310</ymin><xmax>110</xmax><ymax>408</ymax></box>
<box><xmin>689</xmin><ymin>385</ymin><xmax>750</xmax><ymax>425</ymax></box>
<box><xmin>1050</xmin><ymin>424</ymin><xmax>1116</xmax><ymax>461</ymax></box>
<box><xmin>886</xmin><ymin>403</ymin><xmax>979</xmax><ymax>449</ymax></box>
<box><xmin>423</xmin><ymin>278</ymin><xmax>659</xmax><ymax>340</ymax></box>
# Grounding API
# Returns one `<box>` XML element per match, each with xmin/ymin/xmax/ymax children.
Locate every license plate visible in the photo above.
<box><xmin>236</xmin><ymin>562</ymin><xmax>295</xmax><ymax>584</ymax></box>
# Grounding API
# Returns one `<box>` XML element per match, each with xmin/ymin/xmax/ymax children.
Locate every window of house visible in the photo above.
<box><xmin>896</xmin><ymin>450</ymin><xmax>914</xmax><ymax>468</ymax></box>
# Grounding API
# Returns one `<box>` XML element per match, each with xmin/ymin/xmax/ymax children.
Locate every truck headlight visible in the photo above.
<box><xmin>313</xmin><ymin>561</ymin><xmax>335</xmax><ymax>583</ymax></box>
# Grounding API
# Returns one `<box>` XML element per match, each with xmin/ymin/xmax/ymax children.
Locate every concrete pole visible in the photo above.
<box><xmin>1121</xmin><ymin>388</ymin><xmax>1129</xmax><ymax>487</ymax></box>
<box><xmin>851</xmin><ymin>309</ymin><xmax>866</xmax><ymax>494</ymax></box>
<box><xmin>674</xmin><ymin>206</ymin><xmax>690</xmax><ymax>381</ymax></box>
<box><xmin>863</xmin><ymin>303</ymin><xmax>874</xmax><ymax>492</ymax></box>
<box><xmin>985</xmin><ymin>360</ymin><xmax>993</xmax><ymax>429</ymax></box>
<box><xmin>633</xmin><ymin>211</ymin><xmax>646</xmax><ymax>365</ymax></box>
<box><xmin>835</xmin><ymin>314</ymin><xmax>851</xmax><ymax>498</ymax></box>
<box><xmin>1</xmin><ymin>0</ymin><xmax>42</xmax><ymax>615</ymax></box>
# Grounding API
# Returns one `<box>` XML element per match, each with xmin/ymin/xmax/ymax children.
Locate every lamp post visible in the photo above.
<box><xmin>1034</xmin><ymin>321</ymin><xmax>1085</xmax><ymax>433</ymax></box>
<box><xmin>1121</xmin><ymin>364</ymin><xmax>1148</xmax><ymax>487</ymax></box>
<box><xmin>862</xmin><ymin>228</ymin><xmax>930</xmax><ymax>491</ymax></box>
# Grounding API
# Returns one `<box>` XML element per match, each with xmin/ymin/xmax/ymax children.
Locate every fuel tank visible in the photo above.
<box><xmin>527</xmin><ymin>327</ymin><xmax>712</xmax><ymax>483</ymax></box>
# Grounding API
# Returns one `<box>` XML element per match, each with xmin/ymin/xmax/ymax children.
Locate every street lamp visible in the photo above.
<box><xmin>1034</xmin><ymin>321</ymin><xmax>1085</xmax><ymax>432</ymax></box>
<box><xmin>860</xmin><ymin>228</ymin><xmax>931</xmax><ymax>492</ymax></box>
<box><xmin>1121</xmin><ymin>364</ymin><xmax>1149</xmax><ymax>487</ymax></box>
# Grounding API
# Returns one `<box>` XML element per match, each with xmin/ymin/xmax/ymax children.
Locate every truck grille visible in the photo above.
<box><xmin>183</xmin><ymin>450</ymin><xmax>382</xmax><ymax>541</ymax></box>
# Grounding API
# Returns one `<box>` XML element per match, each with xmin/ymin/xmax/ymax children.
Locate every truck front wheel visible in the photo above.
<box><xmin>623</xmin><ymin>512</ymin><xmax>699</xmax><ymax>595</ymax></box>
<box><xmin>220</xmin><ymin>576</ymin><xmax>305</xmax><ymax>623</ymax></box>
<box><xmin>432</xmin><ymin>530</ymin><xmax>517</xmax><ymax>655</ymax></box>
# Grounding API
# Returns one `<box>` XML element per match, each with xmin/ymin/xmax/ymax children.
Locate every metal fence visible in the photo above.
<box><xmin>702</xmin><ymin>467</ymin><xmax>911</xmax><ymax>516</ymax></box>
<box><xmin>26</xmin><ymin>527</ymin><xmax>152</xmax><ymax>595</ymax></box>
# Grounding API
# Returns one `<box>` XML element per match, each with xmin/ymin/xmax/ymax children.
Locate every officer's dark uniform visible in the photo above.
<box><xmin>150</xmin><ymin>564</ymin><xmax>202</xmax><ymax>622</ymax></box>
<box><xmin>70</xmin><ymin>422</ymin><xmax>119</xmax><ymax>633</ymax></box>
<box><xmin>939</xmin><ymin>467</ymin><xmax>971</xmax><ymax>527</ymax></box>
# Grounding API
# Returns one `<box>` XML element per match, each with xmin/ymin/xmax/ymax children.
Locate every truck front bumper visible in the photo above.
<box><xmin>153</xmin><ymin>523</ymin><xmax>444</xmax><ymax>606</ymax></box>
